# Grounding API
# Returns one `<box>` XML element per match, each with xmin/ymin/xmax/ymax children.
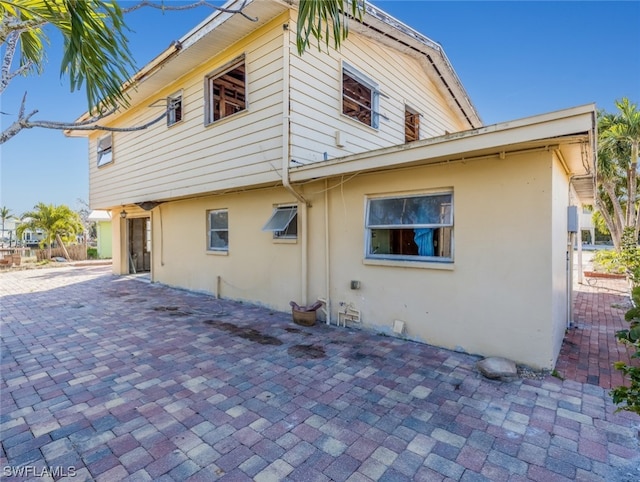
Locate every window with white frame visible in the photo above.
<box><xmin>342</xmin><ymin>63</ymin><xmax>379</xmax><ymax>128</ymax></box>
<box><xmin>366</xmin><ymin>192</ymin><xmax>453</xmax><ymax>261</ymax></box>
<box><xmin>167</xmin><ymin>92</ymin><xmax>183</xmax><ymax>126</ymax></box>
<box><xmin>262</xmin><ymin>205</ymin><xmax>297</xmax><ymax>240</ymax></box>
<box><xmin>205</xmin><ymin>57</ymin><xmax>246</xmax><ymax>124</ymax></box>
<box><xmin>97</xmin><ymin>134</ymin><xmax>113</xmax><ymax>167</ymax></box>
<box><xmin>207</xmin><ymin>209</ymin><xmax>228</xmax><ymax>251</ymax></box>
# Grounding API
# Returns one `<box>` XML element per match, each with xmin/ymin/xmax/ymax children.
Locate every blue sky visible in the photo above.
<box><xmin>2</xmin><ymin>1</ymin><xmax>639</xmax><ymax>215</ymax></box>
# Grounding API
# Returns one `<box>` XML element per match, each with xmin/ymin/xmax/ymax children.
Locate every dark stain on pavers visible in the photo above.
<box><xmin>153</xmin><ymin>306</ymin><xmax>180</xmax><ymax>311</ymax></box>
<box><xmin>287</xmin><ymin>344</ymin><xmax>326</xmax><ymax>359</ymax></box>
<box><xmin>105</xmin><ymin>290</ymin><xmax>132</xmax><ymax>297</ymax></box>
<box><xmin>203</xmin><ymin>319</ymin><xmax>283</xmax><ymax>345</ymax></box>
<box><xmin>153</xmin><ymin>306</ymin><xmax>192</xmax><ymax>316</ymax></box>
<box><xmin>284</xmin><ymin>327</ymin><xmax>312</xmax><ymax>336</ymax></box>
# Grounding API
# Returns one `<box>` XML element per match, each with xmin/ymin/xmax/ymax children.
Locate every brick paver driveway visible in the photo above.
<box><xmin>1</xmin><ymin>266</ymin><xmax>638</xmax><ymax>481</ymax></box>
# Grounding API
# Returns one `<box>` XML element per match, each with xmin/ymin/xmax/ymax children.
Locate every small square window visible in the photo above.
<box><xmin>405</xmin><ymin>106</ymin><xmax>420</xmax><ymax>142</ymax></box>
<box><xmin>167</xmin><ymin>93</ymin><xmax>183</xmax><ymax>126</ymax></box>
<box><xmin>205</xmin><ymin>57</ymin><xmax>246</xmax><ymax>124</ymax></box>
<box><xmin>262</xmin><ymin>206</ymin><xmax>297</xmax><ymax>239</ymax></box>
<box><xmin>342</xmin><ymin>64</ymin><xmax>379</xmax><ymax>128</ymax></box>
<box><xmin>97</xmin><ymin>134</ymin><xmax>113</xmax><ymax>167</ymax></box>
<box><xmin>207</xmin><ymin>209</ymin><xmax>228</xmax><ymax>251</ymax></box>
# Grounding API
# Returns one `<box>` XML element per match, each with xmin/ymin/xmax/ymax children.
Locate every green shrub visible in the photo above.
<box><xmin>625</xmin><ymin>306</ymin><xmax>640</xmax><ymax>322</ymax></box>
<box><xmin>592</xmin><ymin>249</ymin><xmax>626</xmax><ymax>274</ymax></box>
<box><xmin>611</xmin><ymin>316</ymin><xmax>640</xmax><ymax>415</ymax></box>
<box><xmin>87</xmin><ymin>247</ymin><xmax>98</xmax><ymax>259</ymax></box>
<box><xmin>632</xmin><ymin>286</ymin><xmax>640</xmax><ymax>306</ymax></box>
<box><xmin>612</xmin><ymin>228</ymin><xmax>640</xmax><ymax>415</ymax></box>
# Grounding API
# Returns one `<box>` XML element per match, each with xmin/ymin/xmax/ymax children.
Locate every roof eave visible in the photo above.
<box><xmin>290</xmin><ymin>104</ymin><xmax>596</xmax><ymax>201</ymax></box>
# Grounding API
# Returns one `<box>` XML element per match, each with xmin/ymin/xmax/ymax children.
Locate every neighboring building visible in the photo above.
<box><xmin>87</xmin><ymin>210</ymin><xmax>113</xmax><ymax>258</ymax></box>
<box><xmin>1</xmin><ymin>216</ymin><xmax>20</xmax><ymax>247</ymax></box>
<box><xmin>67</xmin><ymin>0</ymin><xmax>596</xmax><ymax>369</ymax></box>
<box><xmin>14</xmin><ymin>218</ymin><xmax>46</xmax><ymax>247</ymax></box>
<box><xmin>581</xmin><ymin>206</ymin><xmax>595</xmax><ymax>245</ymax></box>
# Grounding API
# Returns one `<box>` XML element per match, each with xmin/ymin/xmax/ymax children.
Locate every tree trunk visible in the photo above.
<box><xmin>627</xmin><ymin>163</ymin><xmax>637</xmax><ymax>227</ymax></box>
<box><xmin>597</xmin><ymin>194</ymin><xmax>622</xmax><ymax>250</ymax></box>
<box><xmin>56</xmin><ymin>234</ymin><xmax>72</xmax><ymax>260</ymax></box>
<box><xmin>602</xmin><ymin>181</ymin><xmax>626</xmax><ymax>248</ymax></box>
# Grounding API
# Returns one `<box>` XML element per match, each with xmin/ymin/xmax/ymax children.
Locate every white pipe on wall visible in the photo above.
<box><xmin>281</xmin><ymin>22</ymin><xmax>309</xmax><ymax>305</ymax></box>
<box><xmin>325</xmin><ymin>178</ymin><xmax>331</xmax><ymax>324</ymax></box>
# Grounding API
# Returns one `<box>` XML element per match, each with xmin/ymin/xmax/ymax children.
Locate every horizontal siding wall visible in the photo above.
<box><xmin>89</xmin><ymin>14</ymin><xmax>288</xmax><ymax>209</ymax></box>
<box><xmin>287</xmin><ymin>18</ymin><xmax>467</xmax><ymax>165</ymax></box>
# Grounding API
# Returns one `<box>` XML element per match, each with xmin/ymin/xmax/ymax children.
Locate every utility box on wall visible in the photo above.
<box><xmin>567</xmin><ymin>206</ymin><xmax>579</xmax><ymax>233</ymax></box>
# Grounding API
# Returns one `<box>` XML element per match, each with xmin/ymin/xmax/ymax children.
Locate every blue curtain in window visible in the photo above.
<box><xmin>414</xmin><ymin>228</ymin><xmax>434</xmax><ymax>256</ymax></box>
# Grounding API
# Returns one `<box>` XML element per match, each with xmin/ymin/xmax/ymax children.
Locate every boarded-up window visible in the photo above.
<box><xmin>342</xmin><ymin>64</ymin><xmax>379</xmax><ymax>128</ymax></box>
<box><xmin>206</xmin><ymin>58</ymin><xmax>246</xmax><ymax>124</ymax></box>
<box><xmin>405</xmin><ymin>106</ymin><xmax>420</xmax><ymax>142</ymax></box>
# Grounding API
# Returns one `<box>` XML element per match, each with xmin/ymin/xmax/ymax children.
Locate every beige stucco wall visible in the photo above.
<box><xmin>123</xmin><ymin>149</ymin><xmax>570</xmax><ymax>369</ymax></box>
<box><xmin>150</xmin><ymin>189</ymin><xmax>304</xmax><ymax>307</ymax></box>
<box><xmin>551</xmin><ymin>154</ymin><xmax>572</xmax><ymax>360</ymax></box>
<box><xmin>305</xmin><ymin>151</ymin><xmax>560</xmax><ymax>368</ymax></box>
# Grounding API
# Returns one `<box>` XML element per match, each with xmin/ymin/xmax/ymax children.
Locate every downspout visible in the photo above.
<box><xmin>281</xmin><ymin>22</ymin><xmax>310</xmax><ymax>305</ymax></box>
<box><xmin>325</xmin><ymin>179</ymin><xmax>332</xmax><ymax>324</ymax></box>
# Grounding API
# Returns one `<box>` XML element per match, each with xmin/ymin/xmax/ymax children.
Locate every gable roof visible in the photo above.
<box><xmin>68</xmin><ymin>0</ymin><xmax>480</xmax><ymax>132</ymax></box>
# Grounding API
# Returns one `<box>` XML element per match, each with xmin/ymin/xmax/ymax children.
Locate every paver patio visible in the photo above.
<box><xmin>1</xmin><ymin>265</ymin><xmax>638</xmax><ymax>481</ymax></box>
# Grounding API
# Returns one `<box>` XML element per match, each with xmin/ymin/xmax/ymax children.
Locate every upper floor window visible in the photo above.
<box><xmin>262</xmin><ymin>205</ymin><xmax>298</xmax><ymax>240</ymax></box>
<box><xmin>405</xmin><ymin>106</ymin><xmax>420</xmax><ymax>142</ymax></box>
<box><xmin>342</xmin><ymin>63</ymin><xmax>379</xmax><ymax>128</ymax></box>
<box><xmin>205</xmin><ymin>56</ymin><xmax>246</xmax><ymax>125</ymax></box>
<box><xmin>97</xmin><ymin>134</ymin><xmax>113</xmax><ymax>167</ymax></box>
<box><xmin>167</xmin><ymin>92</ymin><xmax>183</xmax><ymax>126</ymax></box>
<box><xmin>207</xmin><ymin>209</ymin><xmax>229</xmax><ymax>252</ymax></box>
<box><xmin>366</xmin><ymin>192</ymin><xmax>453</xmax><ymax>262</ymax></box>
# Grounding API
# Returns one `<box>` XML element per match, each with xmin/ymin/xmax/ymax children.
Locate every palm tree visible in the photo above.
<box><xmin>17</xmin><ymin>203</ymin><xmax>83</xmax><ymax>259</ymax></box>
<box><xmin>296</xmin><ymin>0</ymin><xmax>364</xmax><ymax>54</ymax></box>
<box><xmin>0</xmin><ymin>206</ymin><xmax>13</xmax><ymax>247</ymax></box>
<box><xmin>1</xmin><ymin>0</ymin><xmax>134</xmax><ymax>113</ymax></box>
<box><xmin>596</xmin><ymin>98</ymin><xmax>640</xmax><ymax>248</ymax></box>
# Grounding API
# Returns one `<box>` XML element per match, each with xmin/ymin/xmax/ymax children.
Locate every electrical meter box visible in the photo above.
<box><xmin>567</xmin><ymin>206</ymin><xmax>579</xmax><ymax>233</ymax></box>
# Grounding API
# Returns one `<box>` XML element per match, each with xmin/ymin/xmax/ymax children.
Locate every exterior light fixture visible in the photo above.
<box><xmin>120</xmin><ymin>210</ymin><xmax>127</xmax><ymax>219</ymax></box>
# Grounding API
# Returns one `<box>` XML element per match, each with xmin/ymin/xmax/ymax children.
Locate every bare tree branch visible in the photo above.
<box><xmin>0</xmin><ymin>93</ymin><xmax>38</xmax><ymax>144</ymax></box>
<box><xmin>122</xmin><ymin>0</ymin><xmax>257</xmax><ymax>22</ymax></box>
<box><xmin>0</xmin><ymin>17</ymin><xmax>47</xmax><ymax>42</ymax></box>
<box><xmin>0</xmin><ymin>92</ymin><xmax>169</xmax><ymax>143</ymax></box>
<box><xmin>1</xmin><ymin>30</ymin><xmax>20</xmax><ymax>94</ymax></box>
<box><xmin>30</xmin><ymin>109</ymin><xmax>168</xmax><ymax>132</ymax></box>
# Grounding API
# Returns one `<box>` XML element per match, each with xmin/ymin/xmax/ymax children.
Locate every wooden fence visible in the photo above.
<box><xmin>35</xmin><ymin>244</ymin><xmax>87</xmax><ymax>261</ymax></box>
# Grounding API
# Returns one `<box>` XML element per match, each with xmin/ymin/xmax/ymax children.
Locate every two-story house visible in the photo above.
<box><xmin>68</xmin><ymin>0</ymin><xmax>596</xmax><ymax>369</ymax></box>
